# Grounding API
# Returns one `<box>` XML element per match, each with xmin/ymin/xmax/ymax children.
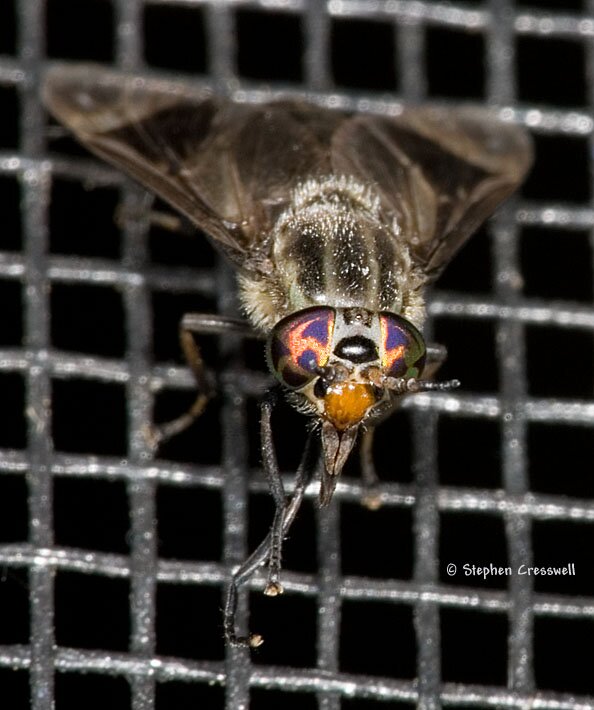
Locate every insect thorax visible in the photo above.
<box><xmin>239</xmin><ymin>175</ymin><xmax>426</xmax><ymax>332</ymax></box>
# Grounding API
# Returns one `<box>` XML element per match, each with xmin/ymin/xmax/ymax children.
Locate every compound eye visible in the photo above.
<box><xmin>267</xmin><ymin>307</ymin><xmax>336</xmax><ymax>389</ymax></box>
<box><xmin>379</xmin><ymin>312</ymin><xmax>426</xmax><ymax>379</ymax></box>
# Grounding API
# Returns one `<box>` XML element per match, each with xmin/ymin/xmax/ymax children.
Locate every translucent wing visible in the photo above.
<box><xmin>44</xmin><ymin>65</ymin><xmax>532</xmax><ymax>279</ymax></box>
<box><xmin>43</xmin><ymin>64</ymin><xmax>342</xmax><ymax>272</ymax></box>
<box><xmin>331</xmin><ymin>107</ymin><xmax>532</xmax><ymax>280</ymax></box>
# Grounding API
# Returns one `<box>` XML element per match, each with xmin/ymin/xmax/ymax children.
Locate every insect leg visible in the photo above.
<box><xmin>115</xmin><ymin>196</ymin><xmax>194</xmax><ymax>235</ymax></box>
<box><xmin>223</xmin><ymin>430</ymin><xmax>319</xmax><ymax>647</ymax></box>
<box><xmin>144</xmin><ymin>211</ymin><xmax>190</xmax><ymax>234</ymax></box>
<box><xmin>424</xmin><ymin>343</ymin><xmax>448</xmax><ymax>379</ymax></box>
<box><xmin>358</xmin><ymin>343</ymin><xmax>449</xmax><ymax>509</ymax></box>
<box><xmin>259</xmin><ymin>389</ymin><xmax>287</xmax><ymax>596</ymax></box>
<box><xmin>360</xmin><ymin>427</ymin><xmax>383</xmax><ymax>510</ymax></box>
<box><xmin>149</xmin><ymin>314</ymin><xmax>259</xmax><ymax>446</ymax></box>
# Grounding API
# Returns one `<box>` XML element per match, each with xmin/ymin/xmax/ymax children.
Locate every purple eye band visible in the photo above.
<box><xmin>383</xmin><ymin>322</ymin><xmax>409</xmax><ymax>351</ymax></box>
<box><xmin>268</xmin><ymin>307</ymin><xmax>336</xmax><ymax>389</ymax></box>
<box><xmin>379</xmin><ymin>313</ymin><xmax>427</xmax><ymax>378</ymax></box>
<box><xmin>297</xmin><ymin>350</ymin><xmax>319</xmax><ymax>372</ymax></box>
<box><xmin>301</xmin><ymin>317</ymin><xmax>331</xmax><ymax>345</ymax></box>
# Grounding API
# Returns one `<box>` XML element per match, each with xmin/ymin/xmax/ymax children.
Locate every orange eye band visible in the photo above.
<box><xmin>268</xmin><ymin>306</ymin><xmax>336</xmax><ymax>389</ymax></box>
<box><xmin>287</xmin><ymin>317</ymin><xmax>331</xmax><ymax>367</ymax></box>
<box><xmin>379</xmin><ymin>312</ymin><xmax>427</xmax><ymax>379</ymax></box>
<box><xmin>323</xmin><ymin>383</ymin><xmax>376</xmax><ymax>431</ymax></box>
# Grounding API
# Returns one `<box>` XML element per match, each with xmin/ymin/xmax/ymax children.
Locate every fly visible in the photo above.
<box><xmin>43</xmin><ymin>65</ymin><xmax>533</xmax><ymax>647</ymax></box>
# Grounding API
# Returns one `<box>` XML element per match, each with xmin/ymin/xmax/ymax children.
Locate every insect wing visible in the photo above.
<box><xmin>332</xmin><ymin>107</ymin><xmax>533</xmax><ymax>280</ymax></box>
<box><xmin>43</xmin><ymin>65</ymin><xmax>340</xmax><ymax>272</ymax></box>
<box><xmin>44</xmin><ymin>65</ymin><xmax>532</xmax><ymax>281</ymax></box>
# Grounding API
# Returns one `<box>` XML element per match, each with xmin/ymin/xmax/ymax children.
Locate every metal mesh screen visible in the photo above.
<box><xmin>1</xmin><ymin>0</ymin><xmax>593</xmax><ymax>708</ymax></box>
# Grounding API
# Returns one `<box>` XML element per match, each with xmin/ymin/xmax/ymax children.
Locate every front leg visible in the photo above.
<box><xmin>423</xmin><ymin>342</ymin><xmax>448</xmax><ymax>380</ymax></box>
<box><xmin>148</xmin><ymin>313</ymin><xmax>260</xmax><ymax>446</ymax></box>
<box><xmin>360</xmin><ymin>427</ymin><xmax>382</xmax><ymax>510</ymax></box>
<box><xmin>259</xmin><ymin>388</ymin><xmax>288</xmax><ymax>597</ymax></box>
<box><xmin>223</xmin><ymin>425</ymin><xmax>319</xmax><ymax>647</ymax></box>
<box><xmin>358</xmin><ymin>342</ymin><xmax>450</xmax><ymax>509</ymax></box>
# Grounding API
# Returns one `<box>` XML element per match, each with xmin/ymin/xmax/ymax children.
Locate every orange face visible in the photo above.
<box><xmin>323</xmin><ymin>382</ymin><xmax>377</xmax><ymax>431</ymax></box>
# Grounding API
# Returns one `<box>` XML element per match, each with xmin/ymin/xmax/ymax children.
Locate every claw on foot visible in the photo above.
<box><xmin>362</xmin><ymin>490</ymin><xmax>383</xmax><ymax>511</ymax></box>
<box><xmin>264</xmin><ymin>581</ymin><xmax>284</xmax><ymax>597</ymax></box>
<box><xmin>142</xmin><ymin>423</ymin><xmax>163</xmax><ymax>452</ymax></box>
<box><xmin>249</xmin><ymin>633</ymin><xmax>264</xmax><ymax>648</ymax></box>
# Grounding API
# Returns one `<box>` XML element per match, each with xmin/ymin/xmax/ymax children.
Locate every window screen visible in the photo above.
<box><xmin>0</xmin><ymin>1</ymin><xmax>593</xmax><ymax>709</ymax></box>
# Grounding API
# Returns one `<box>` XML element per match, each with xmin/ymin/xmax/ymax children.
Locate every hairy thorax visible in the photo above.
<box><xmin>239</xmin><ymin>175</ymin><xmax>426</xmax><ymax>332</ymax></box>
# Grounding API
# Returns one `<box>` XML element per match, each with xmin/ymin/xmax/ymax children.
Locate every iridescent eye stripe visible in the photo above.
<box><xmin>379</xmin><ymin>314</ymin><xmax>407</xmax><ymax>373</ymax></box>
<box><xmin>287</xmin><ymin>310</ymin><xmax>334</xmax><ymax>372</ymax></box>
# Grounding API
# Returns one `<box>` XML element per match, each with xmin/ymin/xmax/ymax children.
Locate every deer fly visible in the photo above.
<box><xmin>43</xmin><ymin>64</ymin><xmax>532</xmax><ymax>647</ymax></box>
